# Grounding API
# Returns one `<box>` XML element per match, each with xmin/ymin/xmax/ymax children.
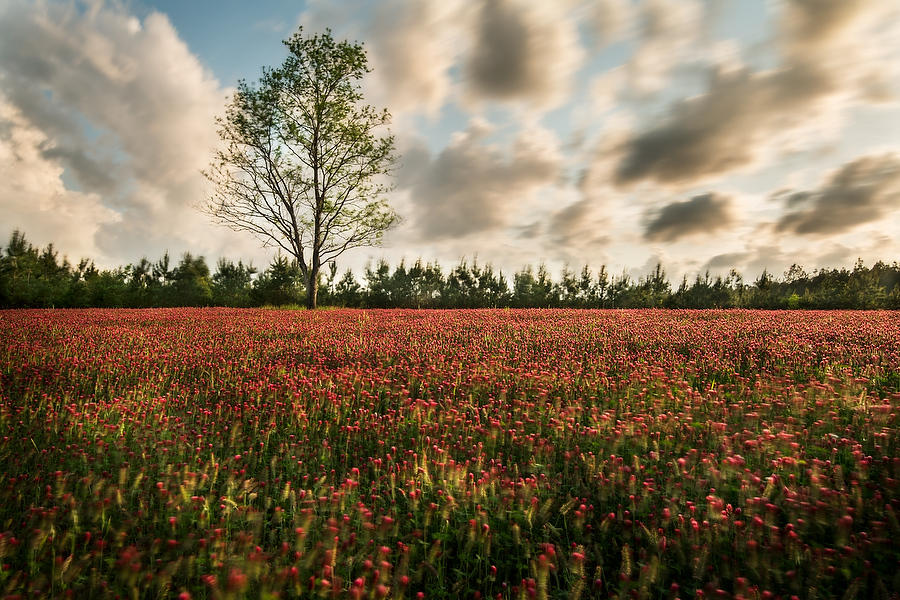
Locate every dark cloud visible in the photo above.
<box><xmin>516</xmin><ymin>221</ymin><xmax>541</xmax><ymax>240</ymax></box>
<box><xmin>462</xmin><ymin>0</ymin><xmax>582</xmax><ymax>109</ymax></box>
<box><xmin>703</xmin><ymin>251</ymin><xmax>749</xmax><ymax>271</ymax></box>
<box><xmin>700</xmin><ymin>245</ymin><xmax>791</xmax><ymax>279</ymax></box>
<box><xmin>614</xmin><ymin>62</ymin><xmax>834</xmax><ymax>187</ymax></box>
<box><xmin>643</xmin><ymin>192</ymin><xmax>734</xmax><ymax>242</ymax></box>
<box><xmin>40</xmin><ymin>145</ymin><xmax>118</xmax><ymax>193</ymax></box>
<box><xmin>404</xmin><ymin>123</ymin><xmax>560</xmax><ymax>239</ymax></box>
<box><xmin>775</xmin><ymin>154</ymin><xmax>900</xmax><ymax>236</ymax></box>
<box><xmin>546</xmin><ymin>198</ymin><xmax>608</xmax><ymax>247</ymax></box>
<box><xmin>611</xmin><ymin>0</ymin><xmax>894</xmax><ymax>188</ymax></box>
<box><xmin>466</xmin><ymin>0</ymin><xmax>529</xmax><ymax>99</ymax></box>
<box><xmin>549</xmin><ymin>200</ymin><xmax>591</xmax><ymax>244</ymax></box>
<box><xmin>394</xmin><ymin>136</ymin><xmax>431</xmax><ymax>189</ymax></box>
<box><xmin>781</xmin><ymin>0</ymin><xmax>872</xmax><ymax>51</ymax></box>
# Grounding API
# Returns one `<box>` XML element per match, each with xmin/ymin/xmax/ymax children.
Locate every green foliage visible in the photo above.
<box><xmin>333</xmin><ymin>267</ymin><xmax>363</xmax><ymax>307</ymax></box>
<box><xmin>172</xmin><ymin>253</ymin><xmax>213</xmax><ymax>307</ymax></box>
<box><xmin>3</xmin><ymin>229</ymin><xmax>900</xmax><ymax>309</ymax></box>
<box><xmin>204</xmin><ymin>28</ymin><xmax>398</xmax><ymax>308</ymax></box>
<box><xmin>250</xmin><ymin>255</ymin><xmax>303</xmax><ymax>306</ymax></box>
<box><xmin>212</xmin><ymin>258</ymin><xmax>256</xmax><ymax>307</ymax></box>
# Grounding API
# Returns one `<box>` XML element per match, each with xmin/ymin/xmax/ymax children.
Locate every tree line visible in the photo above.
<box><xmin>2</xmin><ymin>231</ymin><xmax>899</xmax><ymax>309</ymax></box>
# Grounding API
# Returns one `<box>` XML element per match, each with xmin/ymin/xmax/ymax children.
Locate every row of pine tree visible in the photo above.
<box><xmin>2</xmin><ymin>231</ymin><xmax>899</xmax><ymax>309</ymax></box>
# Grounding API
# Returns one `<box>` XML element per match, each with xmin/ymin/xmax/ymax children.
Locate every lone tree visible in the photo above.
<box><xmin>204</xmin><ymin>28</ymin><xmax>398</xmax><ymax>308</ymax></box>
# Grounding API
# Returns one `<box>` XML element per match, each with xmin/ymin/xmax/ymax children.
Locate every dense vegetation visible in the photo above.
<box><xmin>2</xmin><ymin>230</ymin><xmax>899</xmax><ymax>309</ymax></box>
<box><xmin>1</xmin><ymin>309</ymin><xmax>898</xmax><ymax>598</ymax></box>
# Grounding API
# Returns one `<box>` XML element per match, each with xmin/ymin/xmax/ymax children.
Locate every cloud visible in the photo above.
<box><xmin>576</xmin><ymin>112</ymin><xmax>634</xmax><ymax>198</ymax></box>
<box><xmin>0</xmin><ymin>0</ymin><xmax>257</xmax><ymax>265</ymax></box>
<box><xmin>704</xmin><ymin>246</ymin><xmax>790</xmax><ymax>279</ymax></box>
<box><xmin>780</xmin><ymin>0</ymin><xmax>875</xmax><ymax>52</ymax></box>
<box><xmin>703</xmin><ymin>251</ymin><xmax>749</xmax><ymax>271</ymax></box>
<box><xmin>297</xmin><ymin>0</ymin><xmax>465</xmax><ymax>132</ymax></box>
<box><xmin>643</xmin><ymin>192</ymin><xmax>735</xmax><ymax>242</ymax></box>
<box><xmin>583</xmin><ymin>0</ymin><xmax>633</xmax><ymax>48</ymax></box>
<box><xmin>0</xmin><ymin>96</ymin><xmax>120</xmax><ymax>260</ymax></box>
<box><xmin>302</xmin><ymin>0</ymin><xmax>585</xmax><ymax>116</ymax></box>
<box><xmin>614</xmin><ymin>63</ymin><xmax>835</xmax><ymax>187</ymax></box>
<box><xmin>545</xmin><ymin>197</ymin><xmax>610</xmax><ymax>249</ymax></box>
<box><xmin>622</xmin><ymin>0</ymin><xmax>704</xmax><ymax>96</ymax></box>
<box><xmin>403</xmin><ymin>121</ymin><xmax>561</xmax><ymax>239</ymax></box>
<box><xmin>39</xmin><ymin>144</ymin><xmax>119</xmax><ymax>193</ymax></box>
<box><xmin>366</xmin><ymin>0</ymin><xmax>465</xmax><ymax>117</ymax></box>
<box><xmin>516</xmin><ymin>221</ymin><xmax>542</xmax><ymax>240</ymax></box>
<box><xmin>610</xmin><ymin>0</ymin><xmax>900</xmax><ymax>189</ymax></box>
<box><xmin>699</xmin><ymin>231</ymin><xmax>900</xmax><ymax>281</ymax></box>
<box><xmin>548</xmin><ymin>200</ymin><xmax>594</xmax><ymax>245</ymax></box>
<box><xmin>779</xmin><ymin>0</ymin><xmax>900</xmax><ymax>103</ymax></box>
<box><xmin>586</xmin><ymin>67</ymin><xmax>627</xmax><ymax>118</ymax></box>
<box><xmin>774</xmin><ymin>153</ymin><xmax>900</xmax><ymax>236</ymax></box>
<box><xmin>462</xmin><ymin>0</ymin><xmax>584</xmax><ymax>110</ymax></box>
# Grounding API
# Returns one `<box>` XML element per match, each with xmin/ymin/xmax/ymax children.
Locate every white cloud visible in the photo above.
<box><xmin>623</xmin><ymin>0</ymin><xmax>705</xmax><ymax>96</ymax></box>
<box><xmin>366</xmin><ymin>0</ymin><xmax>466</xmax><ymax>118</ymax></box>
<box><xmin>401</xmin><ymin>121</ymin><xmax>563</xmax><ymax>240</ymax></box>
<box><xmin>0</xmin><ymin>96</ymin><xmax>119</xmax><ymax>260</ymax></box>
<box><xmin>0</xmin><ymin>0</ymin><xmax>260</xmax><ymax>265</ymax></box>
<box><xmin>583</xmin><ymin>0</ymin><xmax>634</xmax><ymax>47</ymax></box>
<box><xmin>298</xmin><ymin>0</ymin><xmax>467</xmax><ymax>120</ymax></box>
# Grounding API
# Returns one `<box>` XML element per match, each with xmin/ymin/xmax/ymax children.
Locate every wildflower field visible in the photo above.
<box><xmin>1</xmin><ymin>309</ymin><xmax>899</xmax><ymax>600</ymax></box>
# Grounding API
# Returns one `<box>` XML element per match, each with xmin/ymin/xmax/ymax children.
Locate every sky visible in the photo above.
<box><xmin>2</xmin><ymin>0</ymin><xmax>900</xmax><ymax>282</ymax></box>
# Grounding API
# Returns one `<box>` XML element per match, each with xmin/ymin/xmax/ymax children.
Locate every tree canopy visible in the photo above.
<box><xmin>204</xmin><ymin>28</ymin><xmax>397</xmax><ymax>308</ymax></box>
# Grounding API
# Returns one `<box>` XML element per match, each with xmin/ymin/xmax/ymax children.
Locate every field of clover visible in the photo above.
<box><xmin>0</xmin><ymin>308</ymin><xmax>898</xmax><ymax>599</ymax></box>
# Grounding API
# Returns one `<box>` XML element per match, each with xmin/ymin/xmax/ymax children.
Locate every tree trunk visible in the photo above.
<box><xmin>306</xmin><ymin>271</ymin><xmax>318</xmax><ymax>309</ymax></box>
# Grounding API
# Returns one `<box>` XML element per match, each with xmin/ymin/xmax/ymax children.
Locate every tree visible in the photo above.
<box><xmin>251</xmin><ymin>255</ymin><xmax>302</xmax><ymax>306</ymax></box>
<box><xmin>512</xmin><ymin>266</ymin><xmax>535</xmax><ymax>308</ymax></box>
<box><xmin>556</xmin><ymin>265</ymin><xmax>579</xmax><ymax>307</ymax></box>
<box><xmin>641</xmin><ymin>263</ymin><xmax>670</xmax><ymax>307</ymax></box>
<box><xmin>171</xmin><ymin>254</ymin><xmax>213</xmax><ymax>307</ymax></box>
<box><xmin>127</xmin><ymin>258</ymin><xmax>155</xmax><ymax>307</ymax></box>
<box><xmin>576</xmin><ymin>265</ymin><xmax>597</xmax><ymax>307</ymax></box>
<box><xmin>204</xmin><ymin>28</ymin><xmax>398</xmax><ymax>309</ymax></box>
<box><xmin>534</xmin><ymin>264</ymin><xmax>557</xmax><ymax>307</ymax></box>
<box><xmin>364</xmin><ymin>259</ymin><xmax>392</xmax><ymax>308</ymax></box>
<box><xmin>212</xmin><ymin>259</ymin><xmax>256</xmax><ymax>307</ymax></box>
<box><xmin>334</xmin><ymin>268</ymin><xmax>362</xmax><ymax>307</ymax></box>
